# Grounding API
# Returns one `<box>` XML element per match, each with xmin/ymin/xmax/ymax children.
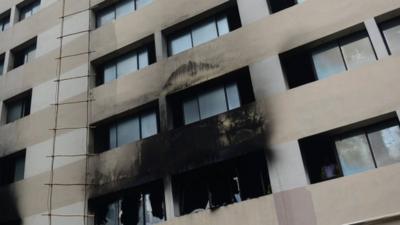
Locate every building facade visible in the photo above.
<box><xmin>0</xmin><ymin>0</ymin><xmax>400</xmax><ymax>224</ymax></box>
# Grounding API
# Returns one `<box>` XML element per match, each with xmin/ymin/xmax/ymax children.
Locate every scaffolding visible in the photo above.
<box><xmin>45</xmin><ymin>0</ymin><xmax>94</xmax><ymax>224</ymax></box>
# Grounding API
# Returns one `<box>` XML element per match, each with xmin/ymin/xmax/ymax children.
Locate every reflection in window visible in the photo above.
<box><xmin>183</xmin><ymin>82</ymin><xmax>241</xmax><ymax>125</ymax></box>
<box><xmin>340</xmin><ymin>33</ymin><xmax>376</xmax><ymax>70</ymax></box>
<box><xmin>368</xmin><ymin>125</ymin><xmax>400</xmax><ymax>167</ymax></box>
<box><xmin>96</xmin><ymin>0</ymin><xmax>153</xmax><ymax>27</ymax></box>
<box><xmin>311</xmin><ymin>43</ymin><xmax>346</xmax><ymax>80</ymax></box>
<box><xmin>19</xmin><ymin>0</ymin><xmax>41</xmax><ymax>21</ymax></box>
<box><xmin>0</xmin><ymin>150</ymin><xmax>26</xmax><ymax>186</ymax></box>
<box><xmin>381</xmin><ymin>18</ymin><xmax>400</xmax><ymax>55</ymax></box>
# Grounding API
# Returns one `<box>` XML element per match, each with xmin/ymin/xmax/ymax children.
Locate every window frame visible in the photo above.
<box><xmin>18</xmin><ymin>0</ymin><xmax>41</xmax><ymax>21</ymax></box>
<box><xmin>0</xmin><ymin>150</ymin><xmax>26</xmax><ymax>186</ymax></box>
<box><xmin>4</xmin><ymin>90</ymin><xmax>32</xmax><ymax>124</ymax></box>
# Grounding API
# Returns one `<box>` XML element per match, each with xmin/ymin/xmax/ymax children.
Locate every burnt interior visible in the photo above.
<box><xmin>167</xmin><ymin>67</ymin><xmax>256</xmax><ymax>128</ymax></box>
<box><xmin>172</xmin><ymin>150</ymin><xmax>271</xmax><ymax>216</ymax></box>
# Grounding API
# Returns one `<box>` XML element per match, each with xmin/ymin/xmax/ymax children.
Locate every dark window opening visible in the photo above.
<box><xmin>280</xmin><ymin>30</ymin><xmax>377</xmax><ymax>89</ymax></box>
<box><xmin>93</xmin><ymin>105</ymin><xmax>159</xmax><ymax>153</ymax></box>
<box><xmin>168</xmin><ymin>67</ymin><xmax>255</xmax><ymax>128</ymax></box>
<box><xmin>300</xmin><ymin>117</ymin><xmax>400</xmax><ymax>184</ymax></box>
<box><xmin>0</xmin><ymin>54</ymin><xmax>5</xmax><ymax>76</ymax></box>
<box><xmin>173</xmin><ymin>151</ymin><xmax>271</xmax><ymax>216</ymax></box>
<box><xmin>18</xmin><ymin>0</ymin><xmax>41</xmax><ymax>21</ymax></box>
<box><xmin>267</xmin><ymin>0</ymin><xmax>299</xmax><ymax>14</ymax></box>
<box><xmin>90</xmin><ymin>180</ymin><xmax>165</xmax><ymax>225</ymax></box>
<box><xmin>165</xmin><ymin>2</ymin><xmax>241</xmax><ymax>56</ymax></box>
<box><xmin>0</xmin><ymin>10</ymin><xmax>10</xmax><ymax>32</ymax></box>
<box><xmin>12</xmin><ymin>38</ymin><xmax>37</xmax><ymax>69</ymax></box>
<box><xmin>379</xmin><ymin>16</ymin><xmax>400</xmax><ymax>55</ymax></box>
<box><xmin>4</xmin><ymin>90</ymin><xmax>32</xmax><ymax>124</ymax></box>
<box><xmin>0</xmin><ymin>150</ymin><xmax>26</xmax><ymax>186</ymax></box>
<box><xmin>95</xmin><ymin>42</ymin><xmax>156</xmax><ymax>86</ymax></box>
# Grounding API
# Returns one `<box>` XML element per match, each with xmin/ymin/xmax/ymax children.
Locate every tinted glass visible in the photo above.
<box><xmin>226</xmin><ymin>82</ymin><xmax>240</xmax><ymax>110</ymax></box>
<box><xmin>116</xmin><ymin>0</ymin><xmax>134</xmax><ymax>18</ymax></box>
<box><xmin>216</xmin><ymin>15</ymin><xmax>230</xmax><ymax>36</ymax></box>
<box><xmin>138</xmin><ymin>49</ymin><xmax>149</xmax><ymax>69</ymax></box>
<box><xmin>192</xmin><ymin>19</ymin><xmax>218</xmax><ymax>46</ymax></box>
<box><xmin>141</xmin><ymin>111</ymin><xmax>158</xmax><ymax>139</ymax></box>
<box><xmin>104</xmin><ymin>64</ymin><xmax>117</xmax><ymax>84</ymax></box>
<box><xmin>97</xmin><ymin>8</ymin><xmax>115</xmax><ymax>27</ymax></box>
<box><xmin>13</xmin><ymin>155</ymin><xmax>25</xmax><ymax>181</ymax></box>
<box><xmin>340</xmin><ymin>33</ymin><xmax>376</xmax><ymax>70</ymax></box>
<box><xmin>381</xmin><ymin>19</ymin><xmax>400</xmax><ymax>55</ymax></box>
<box><xmin>136</xmin><ymin>0</ymin><xmax>152</xmax><ymax>9</ymax></box>
<box><xmin>117</xmin><ymin>53</ymin><xmax>137</xmax><ymax>78</ymax></box>
<box><xmin>7</xmin><ymin>102</ymin><xmax>23</xmax><ymax>123</ymax></box>
<box><xmin>198</xmin><ymin>86</ymin><xmax>227</xmax><ymax>119</ymax></box>
<box><xmin>368</xmin><ymin>125</ymin><xmax>400</xmax><ymax>167</ymax></box>
<box><xmin>169</xmin><ymin>32</ymin><xmax>192</xmax><ymax>55</ymax></box>
<box><xmin>183</xmin><ymin>98</ymin><xmax>200</xmax><ymax>125</ymax></box>
<box><xmin>335</xmin><ymin>133</ymin><xmax>376</xmax><ymax>176</ymax></box>
<box><xmin>312</xmin><ymin>43</ymin><xmax>346</xmax><ymax>79</ymax></box>
<box><xmin>117</xmin><ymin>117</ymin><xmax>140</xmax><ymax>147</ymax></box>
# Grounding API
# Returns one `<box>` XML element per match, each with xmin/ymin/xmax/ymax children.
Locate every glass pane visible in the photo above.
<box><xmin>136</xmin><ymin>0</ymin><xmax>152</xmax><ymax>9</ymax></box>
<box><xmin>169</xmin><ymin>32</ymin><xmax>192</xmax><ymax>55</ymax></box>
<box><xmin>144</xmin><ymin>193</ymin><xmax>164</xmax><ymax>224</ymax></box>
<box><xmin>104</xmin><ymin>64</ymin><xmax>117</xmax><ymax>83</ymax></box>
<box><xmin>216</xmin><ymin>15</ymin><xmax>230</xmax><ymax>36</ymax></box>
<box><xmin>26</xmin><ymin>46</ymin><xmax>36</xmax><ymax>63</ymax></box>
<box><xmin>340</xmin><ymin>33</ymin><xmax>377</xmax><ymax>70</ymax></box>
<box><xmin>105</xmin><ymin>201</ymin><xmax>119</xmax><ymax>225</ymax></box>
<box><xmin>192</xmin><ymin>19</ymin><xmax>218</xmax><ymax>47</ymax></box>
<box><xmin>381</xmin><ymin>19</ymin><xmax>400</xmax><ymax>55</ymax></box>
<box><xmin>116</xmin><ymin>0</ymin><xmax>134</xmax><ymax>18</ymax></box>
<box><xmin>141</xmin><ymin>111</ymin><xmax>158</xmax><ymax>139</ymax></box>
<box><xmin>117</xmin><ymin>117</ymin><xmax>140</xmax><ymax>147</ymax></box>
<box><xmin>13</xmin><ymin>155</ymin><xmax>25</xmax><ymax>182</ymax></box>
<box><xmin>138</xmin><ymin>49</ymin><xmax>149</xmax><ymax>69</ymax></box>
<box><xmin>7</xmin><ymin>102</ymin><xmax>23</xmax><ymax>123</ymax></box>
<box><xmin>109</xmin><ymin>124</ymin><xmax>117</xmax><ymax>149</ymax></box>
<box><xmin>97</xmin><ymin>8</ymin><xmax>115</xmax><ymax>27</ymax></box>
<box><xmin>0</xmin><ymin>60</ymin><xmax>4</xmax><ymax>75</ymax></box>
<box><xmin>31</xmin><ymin>1</ymin><xmax>40</xmax><ymax>14</ymax></box>
<box><xmin>183</xmin><ymin>98</ymin><xmax>200</xmax><ymax>125</ymax></box>
<box><xmin>225</xmin><ymin>83</ymin><xmax>241</xmax><ymax>110</ymax></box>
<box><xmin>335</xmin><ymin>133</ymin><xmax>376</xmax><ymax>176</ymax></box>
<box><xmin>198</xmin><ymin>86</ymin><xmax>228</xmax><ymax>119</ymax></box>
<box><xmin>117</xmin><ymin>53</ymin><xmax>137</xmax><ymax>78</ymax></box>
<box><xmin>368</xmin><ymin>125</ymin><xmax>400</xmax><ymax>167</ymax></box>
<box><xmin>312</xmin><ymin>43</ymin><xmax>346</xmax><ymax>79</ymax></box>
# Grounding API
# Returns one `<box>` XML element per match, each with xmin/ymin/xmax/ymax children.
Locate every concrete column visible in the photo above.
<box><xmin>236</xmin><ymin>0</ymin><xmax>270</xmax><ymax>25</ymax></box>
<box><xmin>267</xmin><ymin>140</ymin><xmax>309</xmax><ymax>192</ymax></box>
<box><xmin>249</xmin><ymin>55</ymin><xmax>288</xmax><ymax>100</ymax></box>
<box><xmin>365</xmin><ymin>18</ymin><xmax>389</xmax><ymax>59</ymax></box>
<box><xmin>163</xmin><ymin>175</ymin><xmax>176</xmax><ymax>219</ymax></box>
<box><xmin>154</xmin><ymin>31</ymin><xmax>168</xmax><ymax>61</ymax></box>
<box><xmin>4</xmin><ymin>50</ymin><xmax>13</xmax><ymax>73</ymax></box>
<box><xmin>10</xmin><ymin>6</ymin><xmax>19</xmax><ymax>26</ymax></box>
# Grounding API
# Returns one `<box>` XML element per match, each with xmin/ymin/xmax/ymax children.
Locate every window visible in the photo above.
<box><xmin>380</xmin><ymin>17</ymin><xmax>400</xmax><ymax>55</ymax></box>
<box><xmin>96</xmin><ymin>0</ymin><xmax>152</xmax><ymax>27</ymax></box>
<box><xmin>0</xmin><ymin>11</ymin><xmax>10</xmax><ymax>32</ymax></box>
<box><xmin>173</xmin><ymin>151</ymin><xmax>271</xmax><ymax>216</ymax></box>
<box><xmin>281</xmin><ymin>31</ymin><xmax>377</xmax><ymax>88</ymax></box>
<box><xmin>166</xmin><ymin>7</ymin><xmax>241</xmax><ymax>56</ymax></box>
<box><xmin>168</xmin><ymin>68</ymin><xmax>255</xmax><ymax>127</ymax></box>
<box><xmin>90</xmin><ymin>180</ymin><xmax>165</xmax><ymax>225</ymax></box>
<box><xmin>19</xmin><ymin>0</ymin><xmax>41</xmax><ymax>21</ymax></box>
<box><xmin>96</xmin><ymin>43</ymin><xmax>156</xmax><ymax>86</ymax></box>
<box><xmin>267</xmin><ymin>0</ymin><xmax>301</xmax><ymax>14</ymax></box>
<box><xmin>0</xmin><ymin>54</ymin><xmax>5</xmax><ymax>76</ymax></box>
<box><xmin>94</xmin><ymin>109</ymin><xmax>158</xmax><ymax>153</ymax></box>
<box><xmin>12</xmin><ymin>38</ymin><xmax>37</xmax><ymax>69</ymax></box>
<box><xmin>0</xmin><ymin>150</ymin><xmax>26</xmax><ymax>186</ymax></box>
<box><xmin>4</xmin><ymin>90</ymin><xmax>31</xmax><ymax>124</ymax></box>
<box><xmin>300</xmin><ymin>118</ymin><xmax>400</xmax><ymax>184</ymax></box>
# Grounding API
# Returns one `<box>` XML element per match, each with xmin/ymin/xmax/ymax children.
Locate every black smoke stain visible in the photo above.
<box><xmin>0</xmin><ymin>187</ymin><xmax>22</xmax><ymax>225</ymax></box>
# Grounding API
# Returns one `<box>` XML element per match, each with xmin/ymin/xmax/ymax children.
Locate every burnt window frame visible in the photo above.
<box><xmin>0</xmin><ymin>149</ymin><xmax>26</xmax><ymax>186</ymax></box>
<box><xmin>89</xmin><ymin>179</ymin><xmax>166</xmax><ymax>225</ymax></box>
<box><xmin>18</xmin><ymin>0</ymin><xmax>41</xmax><ymax>22</ymax></box>
<box><xmin>3</xmin><ymin>90</ymin><xmax>32</xmax><ymax>124</ymax></box>
<box><xmin>11</xmin><ymin>37</ymin><xmax>37</xmax><ymax>69</ymax></box>
<box><xmin>93</xmin><ymin>102</ymin><xmax>160</xmax><ymax>153</ymax></box>
<box><xmin>167</xmin><ymin>67</ymin><xmax>255</xmax><ymax>128</ymax></box>
<box><xmin>94</xmin><ymin>40</ymin><xmax>156</xmax><ymax>86</ymax></box>
<box><xmin>172</xmin><ymin>150</ymin><xmax>271</xmax><ymax>216</ymax></box>
<box><xmin>280</xmin><ymin>29</ymin><xmax>377</xmax><ymax>89</ymax></box>
<box><xmin>164</xmin><ymin>1</ymin><xmax>242</xmax><ymax>56</ymax></box>
<box><xmin>299</xmin><ymin>116</ymin><xmax>400</xmax><ymax>184</ymax></box>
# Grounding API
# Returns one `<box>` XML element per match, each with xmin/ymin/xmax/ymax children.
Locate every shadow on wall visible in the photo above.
<box><xmin>0</xmin><ymin>187</ymin><xmax>22</xmax><ymax>225</ymax></box>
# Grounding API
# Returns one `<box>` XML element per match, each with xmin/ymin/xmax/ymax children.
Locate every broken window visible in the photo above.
<box><xmin>300</xmin><ymin>117</ymin><xmax>400</xmax><ymax>184</ymax></box>
<box><xmin>91</xmin><ymin>180</ymin><xmax>165</xmax><ymax>225</ymax></box>
<box><xmin>95</xmin><ymin>0</ymin><xmax>152</xmax><ymax>27</ymax></box>
<box><xmin>380</xmin><ymin>17</ymin><xmax>400</xmax><ymax>55</ymax></box>
<box><xmin>4</xmin><ymin>90</ymin><xmax>31</xmax><ymax>124</ymax></box>
<box><xmin>96</xmin><ymin>43</ymin><xmax>156</xmax><ymax>86</ymax></box>
<box><xmin>281</xmin><ymin>30</ymin><xmax>377</xmax><ymax>88</ymax></box>
<box><xmin>18</xmin><ymin>0</ymin><xmax>40</xmax><ymax>21</ymax></box>
<box><xmin>166</xmin><ymin>4</ymin><xmax>241</xmax><ymax>56</ymax></box>
<box><xmin>93</xmin><ymin>108</ymin><xmax>159</xmax><ymax>153</ymax></box>
<box><xmin>173</xmin><ymin>151</ymin><xmax>271</xmax><ymax>216</ymax></box>
<box><xmin>0</xmin><ymin>150</ymin><xmax>26</xmax><ymax>186</ymax></box>
<box><xmin>0</xmin><ymin>10</ymin><xmax>10</xmax><ymax>32</ymax></box>
<box><xmin>168</xmin><ymin>67</ymin><xmax>255</xmax><ymax>128</ymax></box>
<box><xmin>12</xmin><ymin>38</ymin><xmax>37</xmax><ymax>69</ymax></box>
